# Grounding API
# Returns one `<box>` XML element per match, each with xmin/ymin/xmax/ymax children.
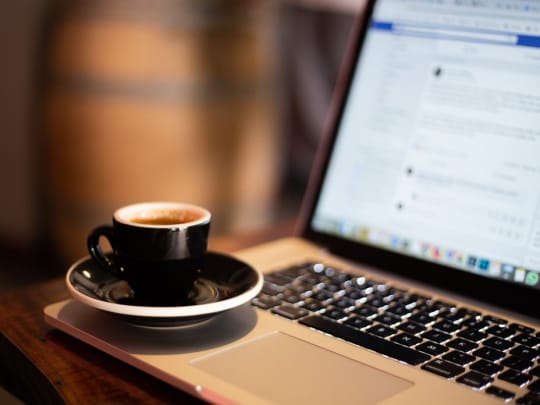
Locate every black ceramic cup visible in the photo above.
<box><xmin>87</xmin><ymin>202</ymin><xmax>211</xmax><ymax>304</ymax></box>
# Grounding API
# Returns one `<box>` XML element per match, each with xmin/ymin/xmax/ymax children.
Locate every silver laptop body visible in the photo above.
<box><xmin>45</xmin><ymin>0</ymin><xmax>540</xmax><ymax>403</ymax></box>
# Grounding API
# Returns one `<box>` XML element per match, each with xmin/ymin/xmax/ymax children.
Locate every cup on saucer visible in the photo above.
<box><xmin>87</xmin><ymin>201</ymin><xmax>211</xmax><ymax>305</ymax></box>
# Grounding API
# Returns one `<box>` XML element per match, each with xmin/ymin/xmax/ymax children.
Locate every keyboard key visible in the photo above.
<box><xmin>386</xmin><ymin>303</ymin><xmax>412</xmax><ymax>317</ymax></box>
<box><xmin>460</xmin><ymin>308</ymin><xmax>481</xmax><ymax>318</ymax></box>
<box><xmin>334</xmin><ymin>296</ymin><xmax>355</xmax><ymax>309</ymax></box>
<box><xmin>262</xmin><ymin>282</ymin><xmax>284</xmax><ymax>296</ymax></box>
<box><xmin>421</xmin><ymin>359</ymin><xmax>464</xmax><ymax>378</ymax></box>
<box><xmin>322</xmin><ymin>282</ymin><xmax>342</xmax><ymax>293</ymax></box>
<box><xmin>391</xmin><ymin>333</ymin><xmax>423</xmax><ymax>347</ymax></box>
<box><xmin>374</xmin><ymin>313</ymin><xmax>401</xmax><ymax>326</ymax></box>
<box><xmin>312</xmin><ymin>290</ymin><xmax>334</xmax><ymax>302</ymax></box>
<box><xmin>398</xmin><ymin>321</ymin><xmax>426</xmax><ymax>335</ymax></box>
<box><xmin>373</xmin><ymin>283</ymin><xmax>391</xmax><ymax>294</ymax></box>
<box><xmin>264</xmin><ymin>273</ymin><xmax>291</xmax><ymax>286</ymax></box>
<box><xmin>483</xmin><ymin>336</ymin><xmax>514</xmax><ymax>351</ymax></box>
<box><xmin>411</xmin><ymin>293</ymin><xmax>431</xmax><ymax>303</ymax></box>
<box><xmin>485</xmin><ymin>385</ymin><xmax>515</xmax><ymax>401</ymax></box>
<box><xmin>458</xmin><ymin>328</ymin><xmax>487</xmax><ymax>342</ymax></box>
<box><xmin>415</xmin><ymin>304</ymin><xmax>437</xmax><ymax>316</ymax></box>
<box><xmin>409</xmin><ymin>312</ymin><xmax>436</xmax><ymax>325</ymax></box>
<box><xmin>511</xmin><ymin>345</ymin><xmax>539</xmax><ymax>361</ymax></box>
<box><xmin>486</xmin><ymin>325</ymin><xmax>515</xmax><ymax>338</ymax></box>
<box><xmin>509</xmin><ymin>323</ymin><xmax>535</xmax><ymax>335</ymax></box>
<box><xmin>447</xmin><ymin>337</ymin><xmax>478</xmax><ymax>352</ymax></box>
<box><xmin>483</xmin><ymin>315</ymin><xmax>508</xmax><ymax>326</ymax></box>
<box><xmin>252</xmin><ymin>294</ymin><xmax>280</xmax><ymax>309</ymax></box>
<box><xmin>365</xmin><ymin>297</ymin><xmax>387</xmax><ymax>309</ymax></box>
<box><xmin>271</xmin><ymin>304</ymin><xmax>309</xmax><ymax>320</ymax></box>
<box><xmin>345</xmin><ymin>288</ymin><xmax>366</xmax><ymax>301</ymax></box>
<box><xmin>417</xmin><ymin>341</ymin><xmax>448</xmax><ymax>356</ymax></box>
<box><xmin>428</xmin><ymin>300</ymin><xmax>455</xmax><ymax>313</ymax></box>
<box><xmin>470</xmin><ymin>359</ymin><xmax>503</xmax><ymax>376</ymax></box>
<box><xmin>353</xmin><ymin>306</ymin><xmax>378</xmax><ymax>318</ymax></box>
<box><xmin>322</xmin><ymin>307</ymin><xmax>347</xmax><ymax>320</ymax></box>
<box><xmin>302</xmin><ymin>274</ymin><xmax>323</xmax><ymax>286</ymax></box>
<box><xmin>353</xmin><ymin>277</ymin><xmax>375</xmax><ymax>291</ymax></box>
<box><xmin>344</xmin><ymin>316</ymin><xmax>372</xmax><ymax>330</ymax></box>
<box><xmin>457</xmin><ymin>371</ymin><xmax>492</xmax><ymax>389</ymax></box>
<box><xmin>396</xmin><ymin>293</ymin><xmax>421</xmax><ymax>307</ymax></box>
<box><xmin>288</xmin><ymin>280</ymin><xmax>313</xmax><ymax>294</ymax></box>
<box><xmin>325</xmin><ymin>269</ymin><xmax>351</xmax><ymax>284</ymax></box>
<box><xmin>302</xmin><ymin>298</ymin><xmax>324</xmax><ymax>312</ymax></box>
<box><xmin>422</xmin><ymin>329</ymin><xmax>451</xmax><ymax>343</ymax></box>
<box><xmin>299</xmin><ymin>315</ymin><xmax>430</xmax><ymax>365</ymax></box>
<box><xmin>442</xmin><ymin>307</ymin><xmax>471</xmax><ymax>322</ymax></box>
<box><xmin>366</xmin><ymin>324</ymin><xmax>396</xmax><ymax>338</ymax></box>
<box><xmin>462</xmin><ymin>318</ymin><xmax>490</xmax><ymax>330</ymax></box>
<box><xmin>282</xmin><ymin>291</ymin><xmax>302</xmax><ymax>304</ymax></box>
<box><xmin>513</xmin><ymin>333</ymin><xmax>540</xmax><ymax>348</ymax></box>
<box><xmin>432</xmin><ymin>320</ymin><xmax>461</xmax><ymax>334</ymax></box>
<box><xmin>374</xmin><ymin>286</ymin><xmax>394</xmax><ymax>300</ymax></box>
<box><xmin>500</xmin><ymin>355</ymin><xmax>533</xmax><ymax>372</ymax></box>
<box><xmin>473</xmin><ymin>346</ymin><xmax>505</xmax><ymax>362</ymax></box>
<box><xmin>442</xmin><ymin>350</ymin><xmax>476</xmax><ymax>366</ymax></box>
<box><xmin>498</xmin><ymin>369</ymin><xmax>531</xmax><ymax>386</ymax></box>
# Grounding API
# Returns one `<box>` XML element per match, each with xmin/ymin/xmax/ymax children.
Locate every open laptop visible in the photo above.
<box><xmin>44</xmin><ymin>0</ymin><xmax>540</xmax><ymax>403</ymax></box>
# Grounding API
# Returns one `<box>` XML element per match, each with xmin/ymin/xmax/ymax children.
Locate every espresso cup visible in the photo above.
<box><xmin>87</xmin><ymin>202</ymin><xmax>211</xmax><ymax>304</ymax></box>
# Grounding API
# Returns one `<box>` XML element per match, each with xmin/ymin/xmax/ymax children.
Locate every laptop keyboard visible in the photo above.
<box><xmin>251</xmin><ymin>262</ymin><xmax>540</xmax><ymax>404</ymax></box>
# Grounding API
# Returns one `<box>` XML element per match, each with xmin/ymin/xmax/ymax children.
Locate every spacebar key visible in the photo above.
<box><xmin>299</xmin><ymin>315</ymin><xmax>430</xmax><ymax>366</ymax></box>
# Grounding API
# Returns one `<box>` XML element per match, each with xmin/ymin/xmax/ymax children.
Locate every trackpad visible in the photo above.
<box><xmin>192</xmin><ymin>332</ymin><xmax>413</xmax><ymax>404</ymax></box>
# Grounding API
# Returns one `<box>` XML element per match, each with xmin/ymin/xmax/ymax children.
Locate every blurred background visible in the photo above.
<box><xmin>0</xmin><ymin>0</ymin><xmax>361</xmax><ymax>290</ymax></box>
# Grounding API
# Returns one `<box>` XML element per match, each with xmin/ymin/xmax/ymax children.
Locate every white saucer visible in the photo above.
<box><xmin>66</xmin><ymin>252</ymin><xmax>263</xmax><ymax>327</ymax></box>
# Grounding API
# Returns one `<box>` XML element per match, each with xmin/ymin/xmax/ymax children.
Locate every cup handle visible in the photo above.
<box><xmin>87</xmin><ymin>225</ymin><xmax>121</xmax><ymax>276</ymax></box>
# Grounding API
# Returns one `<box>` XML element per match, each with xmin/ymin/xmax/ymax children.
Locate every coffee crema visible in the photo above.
<box><xmin>130</xmin><ymin>209</ymin><xmax>202</xmax><ymax>226</ymax></box>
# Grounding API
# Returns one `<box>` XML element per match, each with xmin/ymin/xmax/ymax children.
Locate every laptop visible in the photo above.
<box><xmin>44</xmin><ymin>0</ymin><xmax>540</xmax><ymax>403</ymax></box>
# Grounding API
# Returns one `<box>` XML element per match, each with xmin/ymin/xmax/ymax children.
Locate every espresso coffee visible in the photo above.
<box><xmin>87</xmin><ymin>202</ymin><xmax>211</xmax><ymax>303</ymax></box>
<box><xmin>130</xmin><ymin>208</ymin><xmax>201</xmax><ymax>226</ymax></box>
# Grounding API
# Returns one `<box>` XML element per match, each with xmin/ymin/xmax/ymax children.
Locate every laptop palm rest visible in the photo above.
<box><xmin>191</xmin><ymin>331</ymin><xmax>413</xmax><ymax>405</ymax></box>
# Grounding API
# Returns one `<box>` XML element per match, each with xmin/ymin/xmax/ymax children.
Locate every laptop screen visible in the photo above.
<box><xmin>308</xmin><ymin>0</ymin><xmax>540</xmax><ymax>299</ymax></box>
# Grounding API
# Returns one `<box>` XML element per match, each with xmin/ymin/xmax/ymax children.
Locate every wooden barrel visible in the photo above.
<box><xmin>40</xmin><ymin>0</ymin><xmax>282</xmax><ymax>264</ymax></box>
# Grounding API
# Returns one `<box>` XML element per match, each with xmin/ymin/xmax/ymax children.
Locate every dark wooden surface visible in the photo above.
<box><xmin>0</xmin><ymin>222</ymin><xmax>294</xmax><ymax>405</ymax></box>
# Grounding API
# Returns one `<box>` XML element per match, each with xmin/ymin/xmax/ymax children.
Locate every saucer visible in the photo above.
<box><xmin>66</xmin><ymin>252</ymin><xmax>263</xmax><ymax>328</ymax></box>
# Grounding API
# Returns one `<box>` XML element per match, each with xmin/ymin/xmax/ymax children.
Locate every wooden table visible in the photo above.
<box><xmin>0</xmin><ymin>223</ymin><xmax>293</xmax><ymax>404</ymax></box>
